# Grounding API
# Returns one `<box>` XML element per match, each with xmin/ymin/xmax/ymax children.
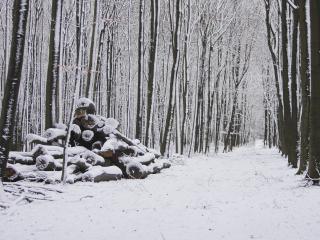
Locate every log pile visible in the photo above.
<box><xmin>5</xmin><ymin>98</ymin><xmax>171</xmax><ymax>183</ymax></box>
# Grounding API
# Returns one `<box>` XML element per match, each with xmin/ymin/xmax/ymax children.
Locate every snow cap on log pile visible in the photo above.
<box><xmin>80</xmin><ymin>114</ymin><xmax>100</xmax><ymax>130</ymax></box>
<box><xmin>75</xmin><ymin>98</ymin><xmax>96</xmax><ymax>118</ymax></box>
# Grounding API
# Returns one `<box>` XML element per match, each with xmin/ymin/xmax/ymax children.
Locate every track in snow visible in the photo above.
<box><xmin>1</xmin><ymin>141</ymin><xmax>320</xmax><ymax>240</ymax></box>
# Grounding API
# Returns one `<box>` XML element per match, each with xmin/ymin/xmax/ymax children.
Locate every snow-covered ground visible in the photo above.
<box><xmin>1</xmin><ymin>141</ymin><xmax>320</xmax><ymax>240</ymax></box>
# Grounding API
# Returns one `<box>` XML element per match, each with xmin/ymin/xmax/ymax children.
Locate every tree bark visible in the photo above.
<box><xmin>135</xmin><ymin>0</ymin><xmax>144</xmax><ymax>140</ymax></box>
<box><xmin>160</xmin><ymin>0</ymin><xmax>181</xmax><ymax>155</ymax></box>
<box><xmin>281</xmin><ymin>0</ymin><xmax>293</xmax><ymax>165</ymax></box>
<box><xmin>307</xmin><ymin>0</ymin><xmax>320</xmax><ymax>183</ymax></box>
<box><xmin>289</xmin><ymin>1</ymin><xmax>299</xmax><ymax>168</ymax></box>
<box><xmin>145</xmin><ymin>0</ymin><xmax>159</xmax><ymax>146</ymax></box>
<box><xmin>297</xmin><ymin>0</ymin><xmax>310</xmax><ymax>174</ymax></box>
<box><xmin>45</xmin><ymin>0</ymin><xmax>63</xmax><ymax>129</ymax></box>
<box><xmin>0</xmin><ymin>0</ymin><xmax>29</xmax><ymax>178</ymax></box>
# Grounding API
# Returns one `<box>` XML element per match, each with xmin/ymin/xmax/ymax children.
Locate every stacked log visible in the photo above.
<box><xmin>6</xmin><ymin>98</ymin><xmax>171</xmax><ymax>183</ymax></box>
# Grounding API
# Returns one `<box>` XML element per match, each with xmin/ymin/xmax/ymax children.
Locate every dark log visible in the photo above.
<box><xmin>70</xmin><ymin>124</ymin><xmax>81</xmax><ymax>145</ymax></box>
<box><xmin>98</xmin><ymin>150</ymin><xmax>114</xmax><ymax>158</ymax></box>
<box><xmin>3</xmin><ymin>164</ymin><xmax>24</xmax><ymax>182</ymax></box>
<box><xmin>32</xmin><ymin>145</ymin><xmax>50</xmax><ymax>159</ymax></box>
<box><xmin>92</xmin><ymin>141</ymin><xmax>103</xmax><ymax>150</ymax></box>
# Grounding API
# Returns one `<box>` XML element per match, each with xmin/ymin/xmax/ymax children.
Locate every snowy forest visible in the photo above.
<box><xmin>0</xmin><ymin>0</ymin><xmax>320</xmax><ymax>239</ymax></box>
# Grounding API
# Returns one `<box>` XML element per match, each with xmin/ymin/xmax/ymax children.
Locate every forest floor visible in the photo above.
<box><xmin>1</xmin><ymin>141</ymin><xmax>320</xmax><ymax>240</ymax></box>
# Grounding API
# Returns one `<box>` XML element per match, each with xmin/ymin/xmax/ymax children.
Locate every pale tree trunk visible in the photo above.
<box><xmin>85</xmin><ymin>0</ymin><xmax>98</xmax><ymax>99</ymax></box>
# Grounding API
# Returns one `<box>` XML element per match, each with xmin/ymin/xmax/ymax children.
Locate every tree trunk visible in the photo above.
<box><xmin>160</xmin><ymin>0</ymin><xmax>181</xmax><ymax>155</ymax></box>
<box><xmin>281</xmin><ymin>0</ymin><xmax>293</xmax><ymax>165</ymax></box>
<box><xmin>307</xmin><ymin>0</ymin><xmax>320</xmax><ymax>183</ymax></box>
<box><xmin>264</xmin><ymin>0</ymin><xmax>286</xmax><ymax>156</ymax></box>
<box><xmin>85</xmin><ymin>0</ymin><xmax>98</xmax><ymax>98</ymax></box>
<box><xmin>135</xmin><ymin>0</ymin><xmax>144</xmax><ymax>140</ymax></box>
<box><xmin>45</xmin><ymin>0</ymin><xmax>63</xmax><ymax>129</ymax></box>
<box><xmin>0</xmin><ymin>0</ymin><xmax>29</xmax><ymax>178</ymax></box>
<box><xmin>145</xmin><ymin>0</ymin><xmax>159</xmax><ymax>146</ymax></box>
<box><xmin>289</xmin><ymin>1</ymin><xmax>299</xmax><ymax>168</ymax></box>
<box><xmin>297</xmin><ymin>0</ymin><xmax>310</xmax><ymax>174</ymax></box>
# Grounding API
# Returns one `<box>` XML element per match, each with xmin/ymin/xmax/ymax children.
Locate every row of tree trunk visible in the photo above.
<box><xmin>264</xmin><ymin>0</ymin><xmax>320</xmax><ymax>183</ymax></box>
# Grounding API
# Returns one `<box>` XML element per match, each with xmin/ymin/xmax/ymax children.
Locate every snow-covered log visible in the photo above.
<box><xmin>54</xmin><ymin>123</ymin><xmax>68</xmax><ymax>131</ymax></box>
<box><xmin>82</xmin><ymin>166</ymin><xmax>123</xmax><ymax>182</ymax></box>
<box><xmin>36</xmin><ymin>155</ymin><xmax>62</xmax><ymax>171</ymax></box>
<box><xmin>31</xmin><ymin>145</ymin><xmax>62</xmax><ymax>158</ymax></box>
<box><xmin>143</xmin><ymin>159</ymin><xmax>171</xmax><ymax>174</ymax></box>
<box><xmin>125</xmin><ymin>161</ymin><xmax>146</xmax><ymax>179</ymax></box>
<box><xmin>69</xmin><ymin>157</ymin><xmax>92</xmax><ymax>172</ymax></box>
<box><xmin>118</xmin><ymin>152</ymin><xmax>155</xmax><ymax>166</ymax></box>
<box><xmin>26</xmin><ymin>134</ymin><xmax>49</xmax><ymax>144</ymax></box>
<box><xmin>82</xmin><ymin>130</ymin><xmax>94</xmax><ymax>142</ymax></box>
<box><xmin>8</xmin><ymin>152</ymin><xmax>35</xmax><ymax>165</ymax></box>
<box><xmin>101</xmin><ymin>137</ymin><xmax>128</xmax><ymax>152</ymax></box>
<box><xmin>43</xmin><ymin>128</ymin><xmax>67</xmax><ymax>142</ymax></box>
<box><xmin>75</xmin><ymin>98</ymin><xmax>96</xmax><ymax>115</ymax></box>
<box><xmin>71</xmin><ymin>124</ymin><xmax>81</xmax><ymax>139</ymax></box>
<box><xmin>81</xmin><ymin>150</ymin><xmax>105</xmax><ymax>166</ymax></box>
<box><xmin>31</xmin><ymin>145</ymin><xmax>88</xmax><ymax>159</ymax></box>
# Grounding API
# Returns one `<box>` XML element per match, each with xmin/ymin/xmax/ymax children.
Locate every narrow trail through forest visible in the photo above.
<box><xmin>1</xmin><ymin>141</ymin><xmax>319</xmax><ymax>240</ymax></box>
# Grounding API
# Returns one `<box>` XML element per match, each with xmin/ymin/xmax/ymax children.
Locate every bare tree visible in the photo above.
<box><xmin>0</xmin><ymin>0</ymin><xmax>29</xmax><ymax>179</ymax></box>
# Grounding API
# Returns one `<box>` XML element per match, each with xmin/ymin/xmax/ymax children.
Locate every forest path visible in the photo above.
<box><xmin>1</xmin><ymin>141</ymin><xmax>320</xmax><ymax>240</ymax></box>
